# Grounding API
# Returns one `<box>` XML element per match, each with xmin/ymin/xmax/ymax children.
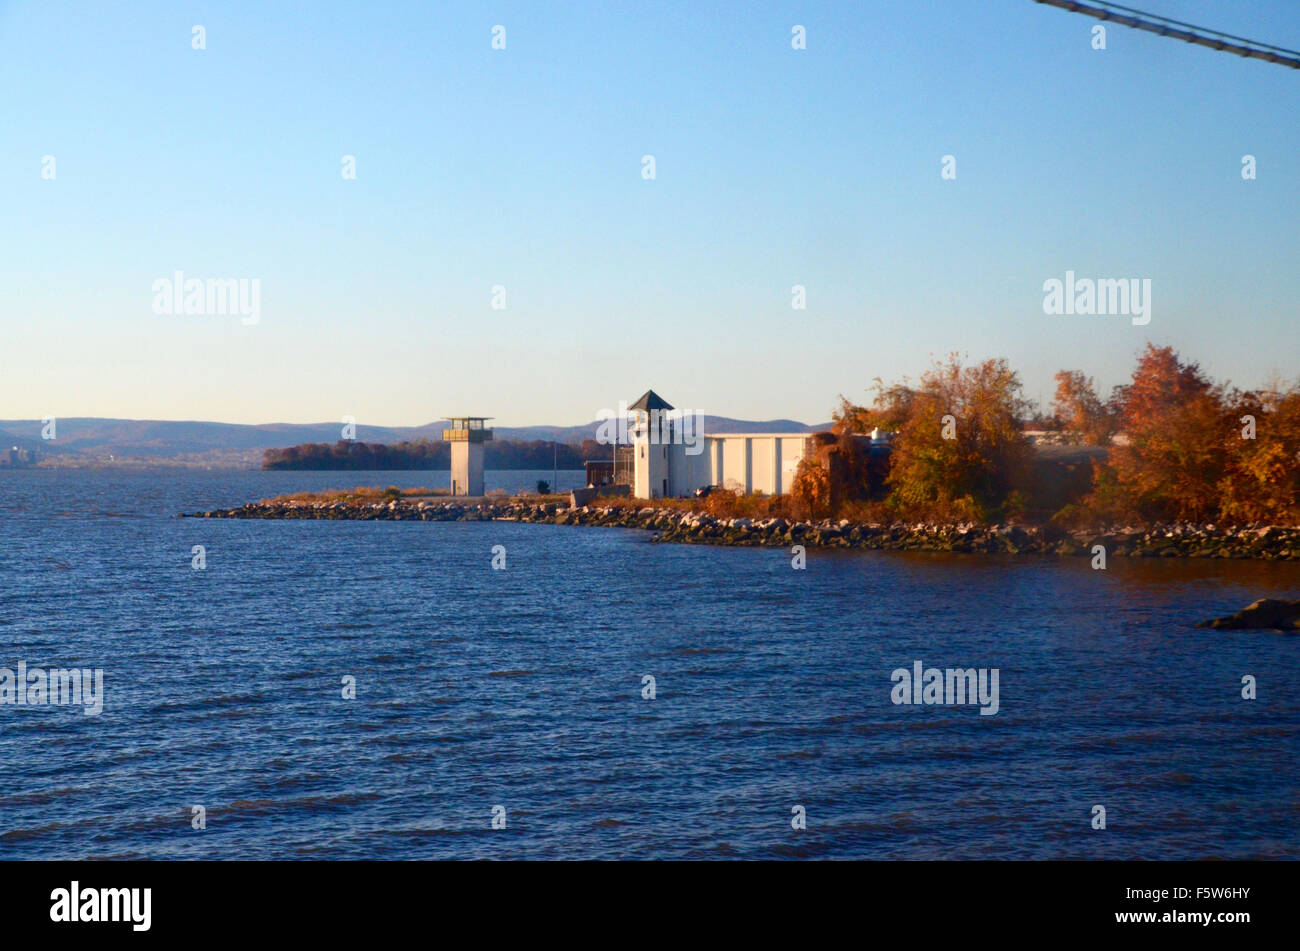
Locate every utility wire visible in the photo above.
<box><xmin>1032</xmin><ymin>0</ymin><xmax>1300</xmax><ymax>70</ymax></box>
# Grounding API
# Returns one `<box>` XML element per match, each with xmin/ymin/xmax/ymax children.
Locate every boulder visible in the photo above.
<box><xmin>1197</xmin><ymin>598</ymin><xmax>1300</xmax><ymax>630</ymax></box>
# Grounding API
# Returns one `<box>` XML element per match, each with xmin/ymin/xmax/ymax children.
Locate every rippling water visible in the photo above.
<box><xmin>1</xmin><ymin>468</ymin><xmax>1297</xmax><ymax>859</ymax></box>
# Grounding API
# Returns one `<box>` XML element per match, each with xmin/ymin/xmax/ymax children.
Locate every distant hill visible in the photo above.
<box><xmin>0</xmin><ymin>416</ymin><xmax>832</xmax><ymax>466</ymax></box>
<box><xmin>0</xmin><ymin>429</ymin><xmax>35</xmax><ymax>451</ymax></box>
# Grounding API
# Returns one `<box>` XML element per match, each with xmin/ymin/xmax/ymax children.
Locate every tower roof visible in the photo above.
<box><xmin>629</xmin><ymin>390</ymin><xmax>673</xmax><ymax>412</ymax></box>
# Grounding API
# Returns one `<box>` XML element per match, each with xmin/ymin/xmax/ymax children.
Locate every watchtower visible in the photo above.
<box><xmin>442</xmin><ymin>416</ymin><xmax>493</xmax><ymax>496</ymax></box>
<box><xmin>629</xmin><ymin>390</ymin><xmax>674</xmax><ymax>499</ymax></box>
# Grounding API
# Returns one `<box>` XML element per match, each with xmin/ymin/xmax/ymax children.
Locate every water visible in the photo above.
<box><xmin>1</xmin><ymin>468</ymin><xmax>1297</xmax><ymax>859</ymax></box>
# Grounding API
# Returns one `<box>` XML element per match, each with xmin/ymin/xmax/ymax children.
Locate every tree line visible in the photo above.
<box><xmin>263</xmin><ymin>438</ymin><xmax>592</xmax><ymax>471</ymax></box>
<box><xmin>794</xmin><ymin>345</ymin><xmax>1300</xmax><ymax>526</ymax></box>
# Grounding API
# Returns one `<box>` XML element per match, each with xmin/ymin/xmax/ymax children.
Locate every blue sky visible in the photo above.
<box><xmin>3</xmin><ymin>0</ymin><xmax>1298</xmax><ymax>427</ymax></box>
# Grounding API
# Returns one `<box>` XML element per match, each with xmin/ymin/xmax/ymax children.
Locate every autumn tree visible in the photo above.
<box><xmin>1052</xmin><ymin>370</ymin><xmax>1115</xmax><ymax>446</ymax></box>
<box><xmin>789</xmin><ymin>455</ymin><xmax>832</xmax><ymax>520</ymax></box>
<box><xmin>832</xmin><ymin>396</ymin><xmax>873</xmax><ymax>436</ymax></box>
<box><xmin>833</xmin><ymin>381</ymin><xmax>918</xmax><ymax>435</ymax></box>
<box><xmin>1104</xmin><ymin>345</ymin><xmax>1231</xmax><ymax>522</ymax></box>
<box><xmin>1217</xmin><ymin>379</ymin><xmax>1300</xmax><ymax>523</ymax></box>
<box><xmin>878</xmin><ymin>355</ymin><xmax>1032</xmax><ymax>521</ymax></box>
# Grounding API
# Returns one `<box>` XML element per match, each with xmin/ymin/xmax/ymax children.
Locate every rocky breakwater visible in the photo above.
<box><xmin>184</xmin><ymin>498</ymin><xmax>1300</xmax><ymax>560</ymax></box>
<box><xmin>655</xmin><ymin>517</ymin><xmax>1300</xmax><ymax>558</ymax></box>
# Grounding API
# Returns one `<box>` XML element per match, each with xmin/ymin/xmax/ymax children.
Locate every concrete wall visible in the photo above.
<box><xmin>751</xmin><ymin>439</ymin><xmax>775</xmax><ymax>495</ymax></box>
<box><xmin>777</xmin><ymin>436</ymin><xmax>806</xmax><ymax>494</ymax></box>
<box><xmin>668</xmin><ymin>440</ymin><xmax>709</xmax><ymax>497</ymax></box>
<box><xmin>570</xmin><ymin>484</ymin><xmax>631</xmax><ymax>506</ymax></box>
<box><xmin>707</xmin><ymin>434</ymin><xmax>811</xmax><ymax>496</ymax></box>
<box><xmin>634</xmin><ymin>438</ymin><xmax>672</xmax><ymax>498</ymax></box>
<box><xmin>450</xmin><ymin>441</ymin><xmax>485</xmax><ymax>496</ymax></box>
<box><xmin>629</xmin><ymin>433</ymin><xmax>812</xmax><ymax>498</ymax></box>
<box><xmin>718</xmin><ymin>437</ymin><xmax>750</xmax><ymax>492</ymax></box>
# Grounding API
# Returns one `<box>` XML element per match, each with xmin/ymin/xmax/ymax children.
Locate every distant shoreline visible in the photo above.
<box><xmin>184</xmin><ymin>494</ymin><xmax>1300</xmax><ymax>562</ymax></box>
<box><xmin>3</xmin><ymin>461</ymin><xmax>588</xmax><ymax>472</ymax></box>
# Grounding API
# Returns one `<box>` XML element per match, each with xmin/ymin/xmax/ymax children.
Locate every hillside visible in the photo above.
<box><xmin>0</xmin><ymin>416</ymin><xmax>831</xmax><ymax>467</ymax></box>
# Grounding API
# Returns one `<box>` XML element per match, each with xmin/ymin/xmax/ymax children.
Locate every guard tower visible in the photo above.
<box><xmin>442</xmin><ymin>417</ymin><xmax>493</xmax><ymax>496</ymax></box>
<box><xmin>629</xmin><ymin>390</ymin><xmax>674</xmax><ymax>499</ymax></box>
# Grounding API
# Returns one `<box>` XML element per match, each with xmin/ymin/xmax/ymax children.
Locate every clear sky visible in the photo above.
<box><xmin>3</xmin><ymin>0</ymin><xmax>1298</xmax><ymax>427</ymax></box>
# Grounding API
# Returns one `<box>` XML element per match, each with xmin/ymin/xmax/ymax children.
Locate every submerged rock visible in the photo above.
<box><xmin>1197</xmin><ymin>598</ymin><xmax>1300</xmax><ymax>631</ymax></box>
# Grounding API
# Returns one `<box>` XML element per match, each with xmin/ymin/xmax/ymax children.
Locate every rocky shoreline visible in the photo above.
<box><xmin>183</xmin><ymin>498</ymin><xmax>1300</xmax><ymax>560</ymax></box>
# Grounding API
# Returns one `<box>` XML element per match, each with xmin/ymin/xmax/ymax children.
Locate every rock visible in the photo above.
<box><xmin>1197</xmin><ymin>598</ymin><xmax>1300</xmax><ymax>630</ymax></box>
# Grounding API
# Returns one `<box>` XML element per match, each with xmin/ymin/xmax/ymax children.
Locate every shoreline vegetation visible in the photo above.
<box><xmin>795</xmin><ymin>345</ymin><xmax>1300</xmax><ymax>529</ymax></box>
<box><xmin>188</xmin><ymin>344</ymin><xmax>1300</xmax><ymax>562</ymax></box>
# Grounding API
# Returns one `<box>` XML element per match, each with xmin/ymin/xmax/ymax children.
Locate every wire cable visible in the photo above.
<box><xmin>1032</xmin><ymin>0</ymin><xmax>1300</xmax><ymax>69</ymax></box>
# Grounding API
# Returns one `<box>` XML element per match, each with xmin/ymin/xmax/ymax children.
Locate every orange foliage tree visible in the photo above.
<box><xmin>1101</xmin><ymin>345</ymin><xmax>1232</xmax><ymax>522</ymax></box>
<box><xmin>789</xmin><ymin>456</ymin><xmax>832</xmax><ymax>520</ymax></box>
<box><xmin>838</xmin><ymin>356</ymin><xmax>1031</xmax><ymax>521</ymax></box>
<box><xmin>832</xmin><ymin>380</ymin><xmax>917</xmax><ymax>436</ymax></box>
<box><xmin>1217</xmin><ymin>379</ymin><xmax>1300</xmax><ymax>523</ymax></box>
<box><xmin>1052</xmin><ymin>370</ymin><xmax>1115</xmax><ymax>446</ymax></box>
<box><xmin>832</xmin><ymin>345</ymin><xmax>1300</xmax><ymax>528</ymax></box>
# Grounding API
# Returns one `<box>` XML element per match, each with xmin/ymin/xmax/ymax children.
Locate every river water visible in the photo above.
<box><xmin>0</xmin><ymin>468</ymin><xmax>1296</xmax><ymax>859</ymax></box>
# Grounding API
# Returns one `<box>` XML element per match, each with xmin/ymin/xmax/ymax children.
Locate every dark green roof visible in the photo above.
<box><xmin>629</xmin><ymin>390</ymin><xmax>673</xmax><ymax>412</ymax></box>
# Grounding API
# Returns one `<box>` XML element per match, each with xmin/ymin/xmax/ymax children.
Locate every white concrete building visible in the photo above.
<box><xmin>628</xmin><ymin>390</ymin><xmax>814</xmax><ymax>499</ymax></box>
<box><xmin>442</xmin><ymin>416</ymin><xmax>492</xmax><ymax>496</ymax></box>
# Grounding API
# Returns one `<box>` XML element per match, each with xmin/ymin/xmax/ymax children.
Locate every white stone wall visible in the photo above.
<box><xmin>450</xmin><ymin>441</ymin><xmax>485</xmax><ymax>496</ymax></box>
<box><xmin>632</xmin><ymin>432</ymin><xmax>812</xmax><ymax>498</ymax></box>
